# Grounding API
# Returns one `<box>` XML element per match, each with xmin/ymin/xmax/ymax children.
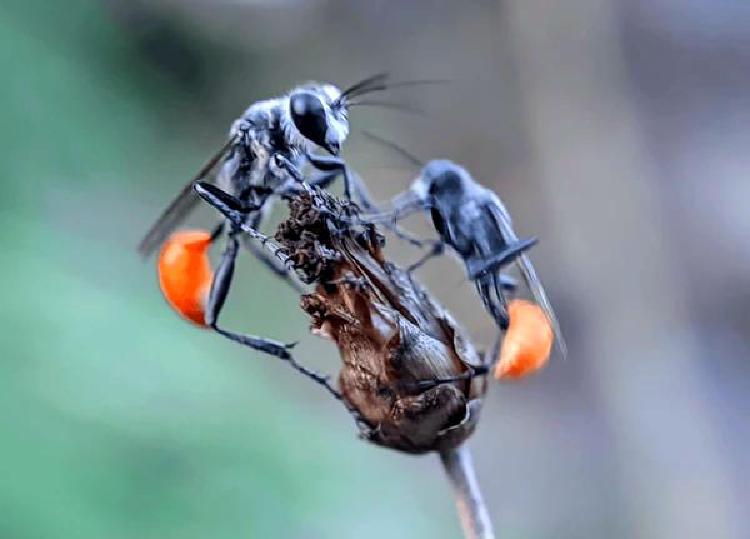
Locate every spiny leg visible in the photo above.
<box><xmin>410</xmin><ymin>305</ymin><xmax>509</xmax><ymax>393</ymax></box>
<box><xmin>344</xmin><ymin>167</ymin><xmax>376</xmax><ymax>210</ymax></box>
<box><xmin>412</xmin><ymin>327</ymin><xmax>507</xmax><ymax>392</ymax></box>
<box><xmin>466</xmin><ymin>237</ymin><xmax>538</xmax><ymax>280</ymax></box>
<box><xmin>276</xmin><ymin>154</ymin><xmax>429</xmax><ymax>249</ymax></box>
<box><xmin>300</xmin><ymin>151</ymin><xmax>380</xmax><ymax>209</ymax></box>
<box><xmin>475</xmin><ymin>273</ymin><xmax>510</xmax><ymax>330</ymax></box>
<box><xmin>491</xmin><ymin>272</ymin><xmax>508</xmax><ymax>321</ymax></box>
<box><xmin>194</xmin><ymin>182</ymin><xmax>372</xmax><ymax>429</ymax></box>
<box><xmin>407</xmin><ymin>240</ymin><xmax>444</xmax><ymax>274</ymax></box>
<box><xmin>195</xmin><ymin>182</ymin><xmax>292</xmax><ymax>267</ymax></box>
<box><xmin>204</xmin><ymin>233</ymin><xmax>294</xmax><ymax>358</ymax></box>
<box><xmin>467</xmin><ymin>239</ymin><xmax>540</xmax><ymax>328</ymax></box>
<box><xmin>412</xmin><ymin>299</ymin><xmax>511</xmax><ymax>391</ymax></box>
<box><xmin>411</xmin><ymin>364</ymin><xmax>491</xmax><ymax>392</ymax></box>
<box><xmin>306</xmin><ymin>152</ymin><xmax>358</xmax><ymax>202</ymax></box>
<box><xmin>196</xmin><ymin>186</ymin><xmax>299</xmax><ymax>360</ymax></box>
<box><xmin>387</xmin><ymin>225</ymin><xmax>430</xmax><ymax>248</ymax></box>
<box><xmin>486</xmin><ymin>325</ymin><xmax>504</xmax><ymax>368</ymax></box>
<box><xmin>497</xmin><ymin>273</ymin><xmax>518</xmax><ymax>293</ymax></box>
<box><xmin>209</xmin><ymin>255</ymin><xmax>368</xmax><ymax>428</ymax></box>
<box><xmin>213</xmin><ymin>295</ymin><xmax>368</xmax><ymax>427</ymax></box>
<box><xmin>200</xmin><ymin>216</ymin><xmax>359</xmax><ymax>420</ymax></box>
<box><xmin>308</xmin><ymin>169</ymin><xmax>341</xmax><ymax>190</ymax></box>
<box><xmin>198</xmin><ymin>182</ymin><xmax>304</xmax><ymax>292</ymax></box>
<box><xmin>242</xmin><ymin>204</ymin><xmax>306</xmax><ymax>294</ymax></box>
<box><xmin>209</xmin><ymin>220</ymin><xmax>225</xmax><ymax>242</ymax></box>
<box><xmin>346</xmin><ymin>169</ymin><xmax>431</xmax><ymax>247</ymax></box>
<box><xmin>245</xmin><ymin>240</ymin><xmax>305</xmax><ymax>293</ymax></box>
<box><xmin>276</xmin><ymin>152</ymin><xmax>364</xmax><ymax>208</ymax></box>
<box><xmin>358</xmin><ymin>207</ymin><xmax>429</xmax><ymax>248</ymax></box>
<box><xmin>282</xmin><ymin>348</ymin><xmax>373</xmax><ymax>430</ymax></box>
<box><xmin>204</xmin><ymin>233</ymin><xmax>238</xmax><ymax>329</ymax></box>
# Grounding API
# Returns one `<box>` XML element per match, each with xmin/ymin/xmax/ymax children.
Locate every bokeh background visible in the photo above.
<box><xmin>2</xmin><ymin>1</ymin><xmax>749</xmax><ymax>538</ymax></box>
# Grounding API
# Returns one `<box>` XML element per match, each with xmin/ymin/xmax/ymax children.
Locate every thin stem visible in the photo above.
<box><xmin>439</xmin><ymin>444</ymin><xmax>495</xmax><ymax>539</ymax></box>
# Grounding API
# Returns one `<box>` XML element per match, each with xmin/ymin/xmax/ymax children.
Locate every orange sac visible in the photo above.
<box><xmin>158</xmin><ymin>230</ymin><xmax>214</xmax><ymax>326</ymax></box>
<box><xmin>495</xmin><ymin>299</ymin><xmax>553</xmax><ymax>380</ymax></box>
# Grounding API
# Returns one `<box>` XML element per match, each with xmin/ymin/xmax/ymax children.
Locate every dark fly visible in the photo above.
<box><xmin>369</xmin><ymin>159</ymin><xmax>567</xmax><ymax>359</ymax></box>
<box><xmin>137</xmin><ymin>74</ymin><xmax>440</xmax><ymax>361</ymax></box>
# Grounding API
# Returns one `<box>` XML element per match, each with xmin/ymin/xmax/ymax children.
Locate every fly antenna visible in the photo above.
<box><xmin>360</xmin><ymin>130</ymin><xmax>424</xmax><ymax>169</ymax></box>
<box><xmin>370</xmin><ymin>77</ymin><xmax>449</xmax><ymax>92</ymax></box>
<box><xmin>337</xmin><ymin>73</ymin><xmax>449</xmax><ymax>107</ymax></box>
<box><xmin>339</xmin><ymin>73</ymin><xmax>389</xmax><ymax>102</ymax></box>
<box><xmin>347</xmin><ymin>100</ymin><xmax>425</xmax><ymax>115</ymax></box>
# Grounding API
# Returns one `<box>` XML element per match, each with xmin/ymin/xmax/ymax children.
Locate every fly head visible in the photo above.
<box><xmin>288</xmin><ymin>84</ymin><xmax>349</xmax><ymax>156</ymax></box>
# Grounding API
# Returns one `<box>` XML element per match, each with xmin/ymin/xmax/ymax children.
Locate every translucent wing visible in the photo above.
<box><xmin>137</xmin><ymin>136</ymin><xmax>237</xmax><ymax>257</ymax></box>
<box><xmin>485</xmin><ymin>195</ymin><xmax>567</xmax><ymax>360</ymax></box>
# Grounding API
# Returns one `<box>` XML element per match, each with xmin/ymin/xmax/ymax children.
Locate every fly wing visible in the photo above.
<box><xmin>485</xmin><ymin>195</ymin><xmax>567</xmax><ymax>359</ymax></box>
<box><xmin>459</xmin><ymin>200</ymin><xmax>514</xmax><ymax>329</ymax></box>
<box><xmin>137</xmin><ymin>136</ymin><xmax>237</xmax><ymax>257</ymax></box>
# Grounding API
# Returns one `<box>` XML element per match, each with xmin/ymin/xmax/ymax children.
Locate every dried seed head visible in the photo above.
<box><xmin>277</xmin><ymin>187</ymin><xmax>488</xmax><ymax>453</ymax></box>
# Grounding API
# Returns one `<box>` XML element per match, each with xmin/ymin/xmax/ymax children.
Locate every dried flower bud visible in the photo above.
<box><xmin>278</xmin><ymin>188</ymin><xmax>488</xmax><ymax>453</ymax></box>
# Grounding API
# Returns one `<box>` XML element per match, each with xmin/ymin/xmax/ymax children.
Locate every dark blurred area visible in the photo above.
<box><xmin>1</xmin><ymin>1</ymin><xmax>748</xmax><ymax>538</ymax></box>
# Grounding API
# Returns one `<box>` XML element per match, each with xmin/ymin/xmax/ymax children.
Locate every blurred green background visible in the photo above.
<box><xmin>2</xmin><ymin>1</ymin><xmax>749</xmax><ymax>538</ymax></box>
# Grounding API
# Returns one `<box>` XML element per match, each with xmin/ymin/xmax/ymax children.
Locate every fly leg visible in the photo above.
<box><xmin>275</xmin><ymin>152</ymin><xmax>364</xmax><ymax>206</ymax></box>
<box><xmin>242</xmin><ymin>203</ymin><xmax>306</xmax><ymax>294</ymax></box>
<box><xmin>195</xmin><ymin>182</ymin><xmax>293</xmax><ymax>267</ymax></box>
<box><xmin>409</xmin><ymin>295</ymin><xmax>510</xmax><ymax>393</ymax></box>
<box><xmin>204</xmin><ymin>233</ymin><xmax>296</xmax><ymax>360</ymax></box>
<box><xmin>467</xmin><ymin>239</ymin><xmax>539</xmax><ymax>329</ymax></box>
<box><xmin>474</xmin><ymin>273</ymin><xmax>510</xmax><ymax>330</ymax></box>
<box><xmin>406</xmin><ymin>240</ymin><xmax>445</xmax><ymax>274</ymax></box>
<box><xmin>356</xmin><ymin>202</ymin><xmax>430</xmax><ymax>248</ymax></box>
<box><xmin>196</xmin><ymin>186</ymin><xmax>358</xmax><ymax>405</ymax></box>
<box><xmin>410</xmin><ymin>364</ymin><xmax>491</xmax><ymax>392</ymax></box>
<box><xmin>206</xmin><ymin>242</ymin><xmax>360</xmax><ymax>420</ymax></box>
<box><xmin>485</xmin><ymin>325</ymin><xmax>505</xmax><ymax>372</ymax></box>
<box><xmin>305</xmin><ymin>152</ymin><xmax>360</xmax><ymax>203</ymax></box>
<box><xmin>203</xmin><ymin>189</ymin><xmax>298</xmax><ymax>303</ymax></box>
<box><xmin>466</xmin><ymin>238</ymin><xmax>538</xmax><ymax>280</ymax></box>
<box><xmin>388</xmin><ymin>225</ymin><xmax>430</xmax><ymax>248</ymax></box>
<box><xmin>303</xmin><ymin>152</ymin><xmax>383</xmax><ymax>210</ymax></box>
<box><xmin>497</xmin><ymin>273</ymin><xmax>518</xmax><ymax>293</ymax></box>
<box><xmin>195</xmin><ymin>182</ymin><xmax>298</xmax><ymax>359</ymax></box>
<box><xmin>278</xmin><ymin>165</ymin><xmax>340</xmax><ymax>195</ymax></box>
<box><xmin>308</xmin><ymin>169</ymin><xmax>341</xmax><ymax>190</ymax></box>
<box><xmin>344</xmin><ymin>169</ymin><xmax>429</xmax><ymax>246</ymax></box>
<box><xmin>277</xmin><ymin>154</ymin><xmax>428</xmax><ymax>249</ymax></box>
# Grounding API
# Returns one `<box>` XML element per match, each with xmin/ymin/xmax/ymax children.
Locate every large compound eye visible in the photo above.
<box><xmin>289</xmin><ymin>93</ymin><xmax>328</xmax><ymax>148</ymax></box>
<box><xmin>421</xmin><ymin>161</ymin><xmax>465</xmax><ymax>198</ymax></box>
<box><xmin>428</xmin><ymin>174</ymin><xmax>460</xmax><ymax>196</ymax></box>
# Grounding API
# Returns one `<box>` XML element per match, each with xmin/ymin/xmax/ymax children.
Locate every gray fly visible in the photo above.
<box><xmin>138</xmin><ymin>74</ymin><xmax>440</xmax><ymax>361</ymax></box>
<box><xmin>364</xmin><ymin>157</ymin><xmax>567</xmax><ymax>360</ymax></box>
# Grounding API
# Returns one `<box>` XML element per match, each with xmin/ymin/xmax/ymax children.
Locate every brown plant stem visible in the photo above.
<box><xmin>440</xmin><ymin>444</ymin><xmax>495</xmax><ymax>539</ymax></box>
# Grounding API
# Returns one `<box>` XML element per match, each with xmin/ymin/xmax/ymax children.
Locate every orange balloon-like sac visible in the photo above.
<box><xmin>494</xmin><ymin>299</ymin><xmax>553</xmax><ymax>380</ymax></box>
<box><xmin>158</xmin><ymin>230</ymin><xmax>214</xmax><ymax>327</ymax></box>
